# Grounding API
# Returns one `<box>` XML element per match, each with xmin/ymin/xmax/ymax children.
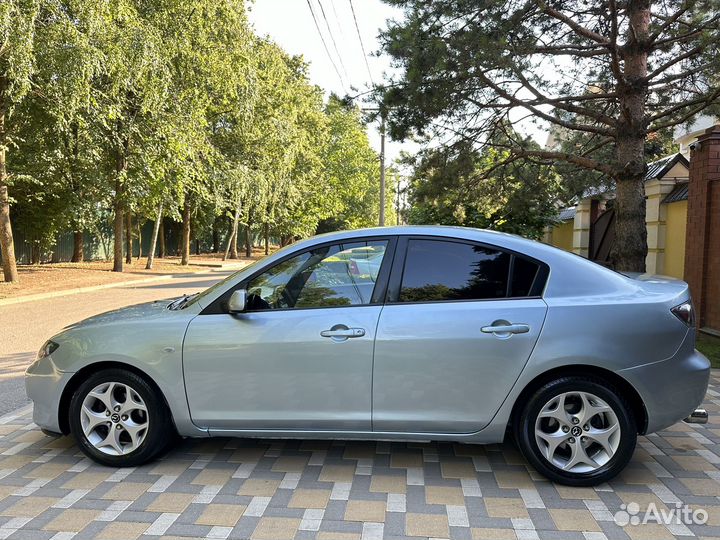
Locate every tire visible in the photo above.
<box><xmin>514</xmin><ymin>376</ymin><xmax>637</xmax><ymax>486</ymax></box>
<box><xmin>69</xmin><ymin>368</ymin><xmax>174</xmax><ymax>467</ymax></box>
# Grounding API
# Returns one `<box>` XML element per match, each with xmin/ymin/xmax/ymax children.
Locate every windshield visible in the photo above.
<box><xmin>180</xmin><ymin>258</ymin><xmax>267</xmax><ymax>309</ymax></box>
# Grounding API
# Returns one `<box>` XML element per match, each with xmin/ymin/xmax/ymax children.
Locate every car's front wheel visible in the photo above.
<box><xmin>69</xmin><ymin>368</ymin><xmax>173</xmax><ymax>467</ymax></box>
<box><xmin>514</xmin><ymin>376</ymin><xmax>637</xmax><ymax>486</ymax></box>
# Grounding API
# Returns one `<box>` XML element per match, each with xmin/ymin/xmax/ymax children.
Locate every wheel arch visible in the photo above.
<box><xmin>57</xmin><ymin>361</ymin><xmax>175</xmax><ymax>436</ymax></box>
<box><xmin>509</xmin><ymin>365</ymin><xmax>649</xmax><ymax>435</ymax></box>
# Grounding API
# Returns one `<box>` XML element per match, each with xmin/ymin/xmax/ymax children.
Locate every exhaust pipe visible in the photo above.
<box><xmin>684</xmin><ymin>408</ymin><xmax>708</xmax><ymax>424</ymax></box>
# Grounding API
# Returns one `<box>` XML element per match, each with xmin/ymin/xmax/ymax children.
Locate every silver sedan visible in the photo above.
<box><xmin>26</xmin><ymin>226</ymin><xmax>710</xmax><ymax>485</ymax></box>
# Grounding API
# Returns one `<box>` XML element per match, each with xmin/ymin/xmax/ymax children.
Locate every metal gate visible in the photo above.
<box><xmin>589</xmin><ymin>207</ymin><xmax>615</xmax><ymax>266</ymax></box>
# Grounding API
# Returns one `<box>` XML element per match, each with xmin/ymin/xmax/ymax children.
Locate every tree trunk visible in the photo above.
<box><xmin>112</xmin><ymin>127</ymin><xmax>128</xmax><ymax>273</ymax></box>
<box><xmin>158</xmin><ymin>220</ymin><xmax>165</xmax><ymax>258</ymax></box>
<box><xmin>137</xmin><ymin>220</ymin><xmax>142</xmax><ymax>260</ymax></box>
<box><xmin>195</xmin><ymin>239</ymin><xmax>200</xmax><ymax>256</ymax></box>
<box><xmin>146</xmin><ymin>203</ymin><xmax>163</xmax><ymax>270</ymax></box>
<box><xmin>0</xmin><ymin>78</ymin><xmax>19</xmax><ymax>282</ymax></box>
<box><xmin>71</xmin><ymin>230</ymin><xmax>84</xmax><ymax>262</ymax></box>
<box><xmin>263</xmin><ymin>223</ymin><xmax>269</xmax><ymax>255</ymax></box>
<box><xmin>245</xmin><ymin>225</ymin><xmax>252</xmax><ymax>257</ymax></box>
<box><xmin>125</xmin><ymin>212</ymin><xmax>133</xmax><ymax>264</ymax></box>
<box><xmin>212</xmin><ymin>217</ymin><xmax>220</xmax><ymax>253</ymax></box>
<box><xmin>610</xmin><ymin>0</ymin><xmax>650</xmax><ymax>272</ymax></box>
<box><xmin>225</xmin><ymin>198</ymin><xmax>241</xmax><ymax>260</ymax></box>
<box><xmin>112</xmin><ymin>177</ymin><xmax>124</xmax><ymax>272</ymax></box>
<box><xmin>230</xmin><ymin>227</ymin><xmax>238</xmax><ymax>259</ymax></box>
<box><xmin>181</xmin><ymin>200</ymin><xmax>191</xmax><ymax>265</ymax></box>
<box><xmin>223</xmin><ymin>224</ymin><xmax>235</xmax><ymax>261</ymax></box>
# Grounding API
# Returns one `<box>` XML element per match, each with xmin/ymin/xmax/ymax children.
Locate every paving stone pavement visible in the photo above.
<box><xmin>0</xmin><ymin>372</ymin><xmax>719</xmax><ymax>540</ymax></box>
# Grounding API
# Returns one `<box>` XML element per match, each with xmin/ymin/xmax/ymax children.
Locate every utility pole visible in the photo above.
<box><xmin>357</xmin><ymin>106</ymin><xmax>386</xmax><ymax>227</ymax></box>
<box><xmin>379</xmin><ymin>114</ymin><xmax>386</xmax><ymax>227</ymax></box>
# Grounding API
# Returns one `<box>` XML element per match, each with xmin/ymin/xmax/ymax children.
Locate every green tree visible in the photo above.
<box><xmin>10</xmin><ymin>0</ymin><xmax>105</xmax><ymax>263</ymax></box>
<box><xmin>379</xmin><ymin>0</ymin><xmax>720</xmax><ymax>271</ymax></box>
<box><xmin>317</xmin><ymin>97</ymin><xmax>386</xmax><ymax>232</ymax></box>
<box><xmin>406</xmin><ymin>139</ymin><xmax>560</xmax><ymax>238</ymax></box>
<box><xmin>0</xmin><ymin>0</ymin><xmax>40</xmax><ymax>281</ymax></box>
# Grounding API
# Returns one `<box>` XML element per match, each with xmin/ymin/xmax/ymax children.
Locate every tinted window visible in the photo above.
<box><xmin>399</xmin><ymin>240</ymin><xmax>510</xmax><ymax>302</ymax></box>
<box><xmin>245</xmin><ymin>240</ymin><xmax>387</xmax><ymax>310</ymax></box>
<box><xmin>511</xmin><ymin>257</ymin><xmax>540</xmax><ymax>297</ymax></box>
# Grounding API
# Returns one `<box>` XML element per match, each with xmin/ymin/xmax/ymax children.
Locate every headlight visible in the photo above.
<box><xmin>37</xmin><ymin>340</ymin><xmax>59</xmax><ymax>360</ymax></box>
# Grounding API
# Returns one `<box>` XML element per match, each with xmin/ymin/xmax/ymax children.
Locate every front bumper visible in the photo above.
<box><xmin>25</xmin><ymin>356</ymin><xmax>73</xmax><ymax>434</ymax></box>
<box><xmin>620</xmin><ymin>348</ymin><xmax>710</xmax><ymax>434</ymax></box>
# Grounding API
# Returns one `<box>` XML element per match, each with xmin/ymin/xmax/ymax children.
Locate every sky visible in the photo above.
<box><xmin>247</xmin><ymin>0</ymin><xmax>412</xmax><ymax>164</ymax></box>
<box><xmin>247</xmin><ymin>1</ymin><xmax>548</xmax><ymax>168</ymax></box>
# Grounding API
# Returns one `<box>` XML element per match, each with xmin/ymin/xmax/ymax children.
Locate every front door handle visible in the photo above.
<box><xmin>321</xmin><ymin>325</ymin><xmax>366</xmax><ymax>340</ymax></box>
<box><xmin>481</xmin><ymin>322</ymin><xmax>530</xmax><ymax>336</ymax></box>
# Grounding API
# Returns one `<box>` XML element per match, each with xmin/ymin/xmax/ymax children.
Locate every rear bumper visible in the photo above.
<box><xmin>620</xmin><ymin>347</ymin><xmax>710</xmax><ymax>434</ymax></box>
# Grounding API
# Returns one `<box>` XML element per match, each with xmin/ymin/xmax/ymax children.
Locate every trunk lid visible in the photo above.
<box><xmin>621</xmin><ymin>272</ymin><xmax>690</xmax><ymax>303</ymax></box>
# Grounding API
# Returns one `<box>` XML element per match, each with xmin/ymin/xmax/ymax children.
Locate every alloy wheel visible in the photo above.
<box><xmin>80</xmin><ymin>381</ymin><xmax>149</xmax><ymax>456</ymax></box>
<box><xmin>534</xmin><ymin>390</ymin><xmax>621</xmax><ymax>473</ymax></box>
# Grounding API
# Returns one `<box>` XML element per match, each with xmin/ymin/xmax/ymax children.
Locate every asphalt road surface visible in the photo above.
<box><xmin>0</xmin><ymin>270</ymin><xmax>233</xmax><ymax>416</ymax></box>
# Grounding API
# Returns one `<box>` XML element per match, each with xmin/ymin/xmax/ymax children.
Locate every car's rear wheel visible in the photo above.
<box><xmin>514</xmin><ymin>376</ymin><xmax>637</xmax><ymax>486</ymax></box>
<box><xmin>69</xmin><ymin>368</ymin><xmax>173</xmax><ymax>467</ymax></box>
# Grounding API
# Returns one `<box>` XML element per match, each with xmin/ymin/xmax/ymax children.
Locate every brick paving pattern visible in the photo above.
<box><xmin>0</xmin><ymin>372</ymin><xmax>719</xmax><ymax>539</ymax></box>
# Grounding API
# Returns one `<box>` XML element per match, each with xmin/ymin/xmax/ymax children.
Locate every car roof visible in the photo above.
<box><xmin>298</xmin><ymin>225</ymin><xmax>633</xmax><ymax>299</ymax></box>
<box><xmin>197</xmin><ymin>226</ymin><xmax>635</xmax><ymax>307</ymax></box>
<box><xmin>303</xmin><ymin>225</ymin><xmax>548</xmax><ymax>259</ymax></box>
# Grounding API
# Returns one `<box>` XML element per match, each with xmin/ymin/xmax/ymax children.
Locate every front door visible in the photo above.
<box><xmin>183</xmin><ymin>238</ymin><xmax>392</xmax><ymax>431</ymax></box>
<box><xmin>373</xmin><ymin>237</ymin><xmax>548</xmax><ymax>434</ymax></box>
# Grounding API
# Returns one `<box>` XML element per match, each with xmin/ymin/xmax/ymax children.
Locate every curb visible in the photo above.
<box><xmin>0</xmin><ymin>265</ymin><xmax>243</xmax><ymax>307</ymax></box>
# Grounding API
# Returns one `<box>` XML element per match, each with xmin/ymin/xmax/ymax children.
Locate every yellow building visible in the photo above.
<box><xmin>547</xmin><ymin>209</ymin><xmax>574</xmax><ymax>252</ymax></box>
<box><xmin>545</xmin><ymin>153</ymin><xmax>689</xmax><ymax>278</ymax></box>
<box><xmin>662</xmin><ymin>184</ymin><xmax>688</xmax><ymax>279</ymax></box>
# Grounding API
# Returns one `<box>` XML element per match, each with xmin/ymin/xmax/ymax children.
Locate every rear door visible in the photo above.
<box><xmin>372</xmin><ymin>236</ymin><xmax>548</xmax><ymax>434</ymax></box>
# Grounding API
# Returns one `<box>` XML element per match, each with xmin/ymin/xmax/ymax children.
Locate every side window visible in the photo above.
<box><xmin>399</xmin><ymin>239</ymin><xmax>511</xmax><ymax>302</ymax></box>
<box><xmin>245</xmin><ymin>240</ymin><xmax>388</xmax><ymax>310</ymax></box>
<box><xmin>510</xmin><ymin>257</ymin><xmax>540</xmax><ymax>297</ymax></box>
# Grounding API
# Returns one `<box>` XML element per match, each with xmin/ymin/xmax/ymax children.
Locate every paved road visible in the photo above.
<box><xmin>0</xmin><ymin>375</ymin><xmax>717</xmax><ymax>539</ymax></box>
<box><xmin>0</xmin><ymin>270</ymin><xmax>233</xmax><ymax>416</ymax></box>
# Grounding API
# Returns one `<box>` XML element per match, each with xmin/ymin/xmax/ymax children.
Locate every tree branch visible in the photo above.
<box><xmin>510</xmin><ymin>66</ymin><xmax>617</xmax><ymax>126</ymax></box>
<box><xmin>646</xmin><ymin>44</ymin><xmax>705</xmax><ymax>80</ymax></box>
<box><xmin>474</xmin><ymin>72</ymin><xmax>615</xmax><ymax>136</ymax></box>
<box><xmin>534</xmin><ymin>0</ymin><xmax>612</xmax><ymax>46</ymax></box>
<box><xmin>648</xmin><ymin>87</ymin><xmax>720</xmax><ymax>131</ymax></box>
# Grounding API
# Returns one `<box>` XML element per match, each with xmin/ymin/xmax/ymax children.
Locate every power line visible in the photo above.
<box><xmin>306</xmin><ymin>0</ymin><xmax>346</xmax><ymax>92</ymax></box>
<box><xmin>348</xmin><ymin>0</ymin><xmax>375</xmax><ymax>86</ymax></box>
<box><xmin>329</xmin><ymin>0</ymin><xmax>345</xmax><ymax>38</ymax></box>
<box><xmin>316</xmin><ymin>0</ymin><xmax>351</xmax><ymax>86</ymax></box>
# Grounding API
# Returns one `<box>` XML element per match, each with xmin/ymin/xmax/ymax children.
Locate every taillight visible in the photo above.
<box><xmin>671</xmin><ymin>301</ymin><xmax>695</xmax><ymax>326</ymax></box>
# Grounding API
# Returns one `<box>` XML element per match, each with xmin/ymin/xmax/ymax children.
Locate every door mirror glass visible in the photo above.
<box><xmin>228</xmin><ymin>289</ymin><xmax>247</xmax><ymax>313</ymax></box>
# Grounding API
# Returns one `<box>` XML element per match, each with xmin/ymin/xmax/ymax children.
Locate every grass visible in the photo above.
<box><xmin>697</xmin><ymin>331</ymin><xmax>720</xmax><ymax>368</ymax></box>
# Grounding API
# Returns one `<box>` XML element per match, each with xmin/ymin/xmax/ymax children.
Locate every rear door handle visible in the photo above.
<box><xmin>481</xmin><ymin>323</ymin><xmax>530</xmax><ymax>335</ymax></box>
<box><xmin>321</xmin><ymin>326</ymin><xmax>365</xmax><ymax>339</ymax></box>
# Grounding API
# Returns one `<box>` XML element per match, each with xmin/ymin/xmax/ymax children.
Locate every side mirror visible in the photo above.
<box><xmin>228</xmin><ymin>289</ymin><xmax>247</xmax><ymax>313</ymax></box>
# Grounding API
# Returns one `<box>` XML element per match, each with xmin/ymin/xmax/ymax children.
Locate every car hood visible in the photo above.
<box><xmin>62</xmin><ymin>299</ymin><xmax>175</xmax><ymax>330</ymax></box>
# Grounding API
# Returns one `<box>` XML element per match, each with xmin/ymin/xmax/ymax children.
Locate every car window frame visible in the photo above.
<box><xmin>385</xmin><ymin>235</ymin><xmax>549</xmax><ymax>305</ymax></box>
<box><xmin>200</xmin><ymin>235</ymin><xmax>398</xmax><ymax>315</ymax></box>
